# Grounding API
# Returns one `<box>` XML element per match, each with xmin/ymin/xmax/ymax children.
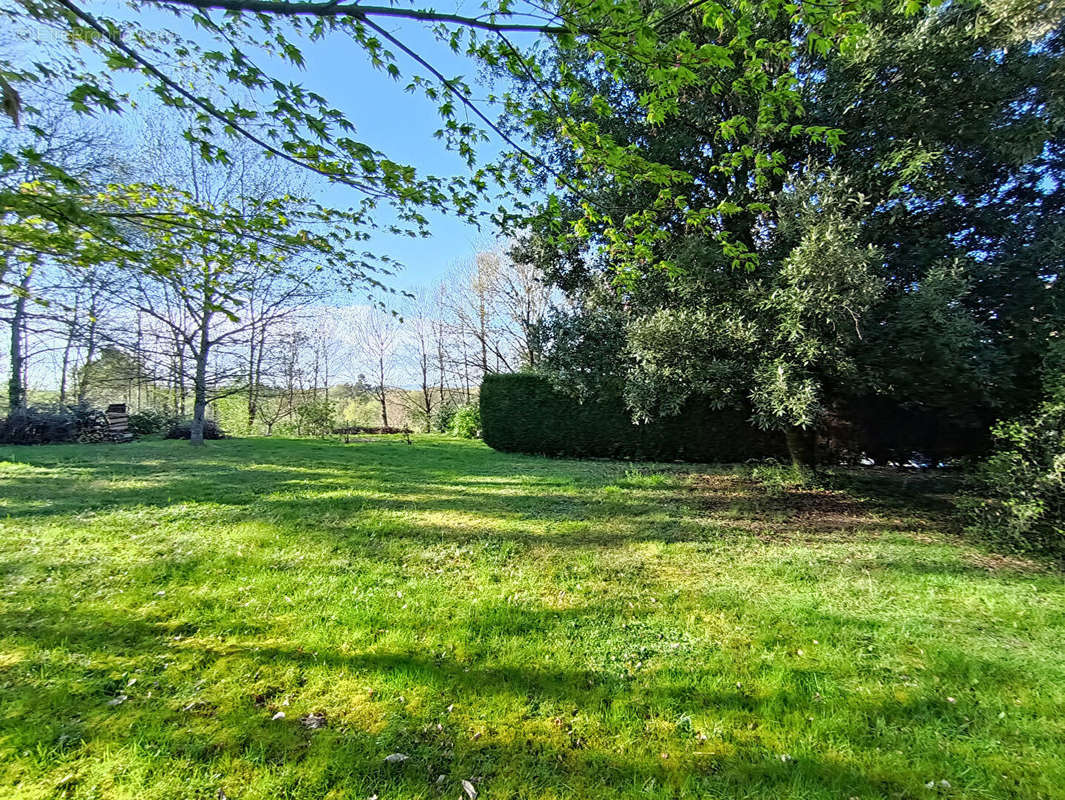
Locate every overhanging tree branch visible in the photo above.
<box><xmin>148</xmin><ymin>0</ymin><xmax>571</xmax><ymax>34</ymax></box>
<box><xmin>55</xmin><ymin>0</ymin><xmax>403</xmax><ymax>200</ymax></box>
<box><xmin>358</xmin><ymin>17</ymin><xmax>601</xmax><ymax>209</ymax></box>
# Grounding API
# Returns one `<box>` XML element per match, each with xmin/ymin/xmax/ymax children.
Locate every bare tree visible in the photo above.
<box><xmin>255</xmin><ymin>326</ymin><xmax>309</xmax><ymax>435</ymax></box>
<box><xmin>1</xmin><ymin>107</ymin><xmax>119</xmax><ymax>412</ymax></box>
<box><xmin>123</xmin><ymin>119</ymin><xmax>325</xmax><ymax>444</ymax></box>
<box><xmin>401</xmin><ymin>289</ymin><xmax>448</xmax><ymax>431</ymax></box>
<box><xmin>486</xmin><ymin>247</ymin><xmax>555</xmax><ymax>368</ymax></box>
<box><xmin>436</xmin><ymin>243</ymin><xmax>555</xmax><ymax>393</ymax></box>
<box><xmin>351</xmin><ymin>306</ymin><xmax>400</xmax><ymax>427</ymax></box>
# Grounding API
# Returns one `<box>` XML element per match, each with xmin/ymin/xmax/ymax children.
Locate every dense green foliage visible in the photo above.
<box><xmin>967</xmin><ymin>352</ymin><xmax>1065</xmax><ymax>553</ymax></box>
<box><xmin>2</xmin><ymin>0</ymin><xmax>888</xmax><ymax>299</ymax></box>
<box><xmin>511</xmin><ymin>1</ymin><xmax>1064</xmax><ymax>465</ymax></box>
<box><xmin>430</xmin><ymin>396</ymin><xmax>484</xmax><ymax>437</ymax></box>
<box><xmin>448</xmin><ymin>402</ymin><xmax>482</xmax><ymax>439</ymax></box>
<box><xmin>481</xmin><ymin>373</ymin><xmax>785</xmax><ymax>462</ymax></box>
<box><xmin>294</xmin><ymin>400</ymin><xmax>336</xmax><ymax>439</ymax></box>
<box><xmin>430</xmin><ymin>398</ymin><xmax>463</xmax><ymax>434</ymax></box>
<box><xmin>968</xmin><ymin>399</ymin><xmax>1065</xmax><ymax>553</ymax></box>
<box><xmin>126</xmin><ymin>408</ymin><xmax>175</xmax><ymax>436</ymax></box>
<box><xmin>2</xmin><ymin>437</ymin><xmax>1063</xmax><ymax>799</ymax></box>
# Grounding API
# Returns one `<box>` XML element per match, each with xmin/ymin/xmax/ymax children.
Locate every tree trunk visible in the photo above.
<box><xmin>784</xmin><ymin>426</ymin><xmax>817</xmax><ymax>468</ymax></box>
<box><xmin>135</xmin><ymin>312</ymin><xmax>144</xmax><ymax>411</ymax></box>
<box><xmin>438</xmin><ymin>352</ymin><xmax>446</xmax><ymax>407</ymax></box>
<box><xmin>420</xmin><ymin>351</ymin><xmax>432</xmax><ymax>432</ymax></box>
<box><xmin>58</xmin><ymin>339</ymin><xmax>71</xmax><ymax>406</ymax></box>
<box><xmin>247</xmin><ymin>319</ymin><xmax>258</xmax><ymax>434</ymax></box>
<box><xmin>190</xmin><ymin>351</ymin><xmax>208</xmax><ymax>445</ymax></box>
<box><xmin>77</xmin><ymin>303</ymin><xmax>98</xmax><ymax>406</ymax></box>
<box><xmin>461</xmin><ymin>340</ymin><xmax>471</xmax><ymax>401</ymax></box>
<box><xmin>7</xmin><ymin>288</ymin><xmax>27</xmax><ymax>412</ymax></box>
<box><xmin>378</xmin><ymin>355</ymin><xmax>389</xmax><ymax>427</ymax></box>
<box><xmin>251</xmin><ymin>327</ymin><xmax>267</xmax><ymax>433</ymax></box>
<box><xmin>190</xmin><ymin>314</ymin><xmax>211</xmax><ymax>446</ymax></box>
<box><xmin>7</xmin><ymin>267</ymin><xmax>32</xmax><ymax>412</ymax></box>
<box><xmin>422</xmin><ymin>385</ymin><xmax>432</xmax><ymax>432</ymax></box>
<box><xmin>247</xmin><ymin>392</ymin><xmax>257</xmax><ymax>433</ymax></box>
<box><xmin>58</xmin><ymin>294</ymin><xmax>79</xmax><ymax>406</ymax></box>
<box><xmin>176</xmin><ymin>337</ymin><xmax>187</xmax><ymax>416</ymax></box>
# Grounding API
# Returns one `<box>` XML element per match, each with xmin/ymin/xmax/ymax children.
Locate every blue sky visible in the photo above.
<box><xmin>287</xmin><ymin>18</ymin><xmax>505</xmax><ymax>293</ymax></box>
<box><xmin>26</xmin><ymin>1</ymin><xmax>547</xmax><ymax>294</ymax></box>
<box><xmin>207</xmin><ymin>6</ymin><xmax>541</xmax><ymax>296</ymax></box>
<box><xmin>96</xmin><ymin>2</ymin><xmax>525</xmax><ymax>294</ymax></box>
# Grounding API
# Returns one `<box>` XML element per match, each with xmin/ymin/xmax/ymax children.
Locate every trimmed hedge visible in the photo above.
<box><xmin>480</xmin><ymin>373</ymin><xmax>786</xmax><ymax>462</ymax></box>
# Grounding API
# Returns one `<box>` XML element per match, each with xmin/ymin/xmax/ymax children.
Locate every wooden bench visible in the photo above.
<box><xmin>332</xmin><ymin>425</ymin><xmax>412</xmax><ymax>444</ymax></box>
<box><xmin>332</xmin><ymin>425</ymin><xmax>412</xmax><ymax>436</ymax></box>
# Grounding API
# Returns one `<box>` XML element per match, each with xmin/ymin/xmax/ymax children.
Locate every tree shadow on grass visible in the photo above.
<box><xmin>2</xmin><ymin>439</ymin><xmax>1062</xmax><ymax>796</ymax></box>
<box><xmin>7</xmin><ymin>571</ymin><xmax>1062</xmax><ymax>799</ymax></box>
<box><xmin>0</xmin><ymin>595</ymin><xmax>1019</xmax><ymax>799</ymax></box>
<box><xmin>2</xmin><ymin>439</ymin><xmax>1052</xmax><ymax>586</ymax></box>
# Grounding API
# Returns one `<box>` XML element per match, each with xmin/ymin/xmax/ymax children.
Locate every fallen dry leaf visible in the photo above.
<box><xmin>300</xmin><ymin>712</ymin><xmax>327</xmax><ymax>730</ymax></box>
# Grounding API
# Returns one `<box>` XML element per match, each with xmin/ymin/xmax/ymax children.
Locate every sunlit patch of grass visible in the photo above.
<box><xmin>0</xmin><ymin>436</ymin><xmax>1063</xmax><ymax>799</ymax></box>
<box><xmin>614</xmin><ymin>468</ymin><xmax>676</xmax><ymax>489</ymax></box>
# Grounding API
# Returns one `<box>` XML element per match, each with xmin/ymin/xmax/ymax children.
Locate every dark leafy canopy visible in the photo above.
<box><xmin>513</xmin><ymin>0</ymin><xmax>1065</xmax><ymax>461</ymax></box>
<box><xmin>814</xmin><ymin>3</ymin><xmax>1065</xmax><ymax>419</ymax></box>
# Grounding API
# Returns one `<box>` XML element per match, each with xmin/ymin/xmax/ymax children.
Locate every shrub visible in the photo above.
<box><xmin>295</xmin><ymin>399</ymin><xmax>335</xmax><ymax>437</ymax></box>
<box><xmin>745</xmin><ymin>463</ymin><xmax>817</xmax><ymax>493</ymax></box>
<box><xmin>480</xmin><ymin>373</ymin><xmax>787</xmax><ymax>462</ymax></box>
<box><xmin>165</xmin><ymin>418</ymin><xmax>226</xmax><ymax>440</ymax></box>
<box><xmin>128</xmin><ymin>408</ymin><xmax>174</xmax><ymax>435</ymax></box>
<box><xmin>449</xmin><ymin>403</ymin><xmax>481</xmax><ymax>439</ymax></box>
<box><xmin>431</xmin><ymin>399</ymin><xmax>461</xmax><ymax>433</ymax></box>
<box><xmin>966</xmin><ymin>393</ymin><xmax>1065</xmax><ymax>554</ymax></box>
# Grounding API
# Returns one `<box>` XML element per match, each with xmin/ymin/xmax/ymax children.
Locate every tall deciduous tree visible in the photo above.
<box><xmin>402</xmin><ymin>289</ymin><xmax>447</xmax><ymax>432</ymax></box>
<box><xmin>510</xmin><ymin>0</ymin><xmax>1064</xmax><ymax>464</ymax></box>
<box><xmin>352</xmin><ymin>306</ymin><xmax>399</xmax><ymax>428</ymax></box>
<box><xmin>0</xmin><ymin>106</ymin><xmax>119</xmax><ymax>412</ymax></box>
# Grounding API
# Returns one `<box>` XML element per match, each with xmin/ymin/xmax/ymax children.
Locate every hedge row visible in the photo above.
<box><xmin>480</xmin><ymin>373</ymin><xmax>786</xmax><ymax>462</ymax></box>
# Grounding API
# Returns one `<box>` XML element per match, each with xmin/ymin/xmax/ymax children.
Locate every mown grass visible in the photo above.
<box><xmin>1</xmin><ymin>436</ymin><xmax>1063</xmax><ymax>800</ymax></box>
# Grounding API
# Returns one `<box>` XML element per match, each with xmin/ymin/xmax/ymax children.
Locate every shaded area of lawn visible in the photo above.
<box><xmin>0</xmin><ymin>437</ymin><xmax>1062</xmax><ymax>799</ymax></box>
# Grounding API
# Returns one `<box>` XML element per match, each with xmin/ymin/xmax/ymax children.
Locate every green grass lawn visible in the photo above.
<box><xmin>1</xmin><ymin>437</ymin><xmax>1063</xmax><ymax>800</ymax></box>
